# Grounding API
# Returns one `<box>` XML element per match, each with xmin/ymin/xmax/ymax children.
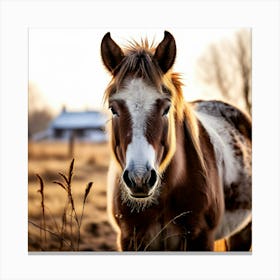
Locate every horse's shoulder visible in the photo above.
<box><xmin>191</xmin><ymin>100</ymin><xmax>251</xmax><ymax>141</ymax></box>
<box><xmin>191</xmin><ymin>99</ymin><xmax>252</xmax><ymax>190</ymax></box>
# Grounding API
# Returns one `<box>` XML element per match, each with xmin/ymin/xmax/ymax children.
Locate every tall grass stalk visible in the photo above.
<box><xmin>53</xmin><ymin>158</ymin><xmax>93</xmax><ymax>251</ymax></box>
<box><xmin>30</xmin><ymin>158</ymin><xmax>94</xmax><ymax>251</ymax></box>
<box><xmin>36</xmin><ymin>174</ymin><xmax>46</xmax><ymax>246</ymax></box>
<box><xmin>77</xmin><ymin>182</ymin><xmax>93</xmax><ymax>250</ymax></box>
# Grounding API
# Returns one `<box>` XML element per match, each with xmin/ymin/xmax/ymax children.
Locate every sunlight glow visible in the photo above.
<box><xmin>29</xmin><ymin>28</ymin><xmax>239</xmax><ymax>113</ymax></box>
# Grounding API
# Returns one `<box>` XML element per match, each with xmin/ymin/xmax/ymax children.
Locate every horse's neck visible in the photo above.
<box><xmin>165</xmin><ymin>112</ymin><xmax>203</xmax><ymax>187</ymax></box>
<box><xmin>164</xmin><ymin>117</ymin><xmax>188</xmax><ymax>185</ymax></box>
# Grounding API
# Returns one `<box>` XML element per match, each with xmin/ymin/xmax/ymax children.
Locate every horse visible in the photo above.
<box><xmin>100</xmin><ymin>31</ymin><xmax>252</xmax><ymax>251</ymax></box>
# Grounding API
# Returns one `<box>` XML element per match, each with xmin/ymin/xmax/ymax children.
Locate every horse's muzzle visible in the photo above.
<box><xmin>122</xmin><ymin>167</ymin><xmax>158</xmax><ymax>197</ymax></box>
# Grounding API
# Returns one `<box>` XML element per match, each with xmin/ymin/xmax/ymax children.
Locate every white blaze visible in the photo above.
<box><xmin>111</xmin><ymin>79</ymin><xmax>161</xmax><ymax>171</ymax></box>
<box><xmin>126</xmin><ymin>137</ymin><xmax>155</xmax><ymax>173</ymax></box>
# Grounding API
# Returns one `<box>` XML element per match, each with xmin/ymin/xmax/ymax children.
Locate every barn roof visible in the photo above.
<box><xmin>51</xmin><ymin>110</ymin><xmax>108</xmax><ymax>129</ymax></box>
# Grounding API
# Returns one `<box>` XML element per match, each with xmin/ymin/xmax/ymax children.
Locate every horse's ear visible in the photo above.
<box><xmin>153</xmin><ymin>31</ymin><xmax>176</xmax><ymax>74</ymax></box>
<box><xmin>101</xmin><ymin>32</ymin><xmax>124</xmax><ymax>73</ymax></box>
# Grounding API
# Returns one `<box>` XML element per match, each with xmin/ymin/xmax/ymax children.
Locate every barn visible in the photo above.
<box><xmin>33</xmin><ymin>108</ymin><xmax>108</xmax><ymax>143</ymax></box>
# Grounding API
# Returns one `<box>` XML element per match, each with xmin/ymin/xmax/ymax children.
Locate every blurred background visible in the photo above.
<box><xmin>28</xmin><ymin>28</ymin><xmax>251</xmax><ymax>251</ymax></box>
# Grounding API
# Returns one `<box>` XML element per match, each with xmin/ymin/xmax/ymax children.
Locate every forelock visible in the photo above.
<box><xmin>103</xmin><ymin>38</ymin><xmax>185</xmax><ymax>123</ymax></box>
<box><xmin>104</xmin><ymin>40</ymin><xmax>162</xmax><ymax>101</ymax></box>
<box><xmin>114</xmin><ymin>49</ymin><xmax>162</xmax><ymax>90</ymax></box>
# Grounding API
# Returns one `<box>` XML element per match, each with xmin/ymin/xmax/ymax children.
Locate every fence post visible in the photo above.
<box><xmin>69</xmin><ymin>130</ymin><xmax>76</xmax><ymax>158</ymax></box>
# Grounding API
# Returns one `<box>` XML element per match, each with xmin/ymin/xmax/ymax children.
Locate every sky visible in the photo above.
<box><xmin>29</xmin><ymin>28</ymin><xmax>239</xmax><ymax>114</ymax></box>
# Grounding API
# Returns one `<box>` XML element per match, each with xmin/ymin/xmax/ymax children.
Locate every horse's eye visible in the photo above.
<box><xmin>162</xmin><ymin>85</ymin><xmax>171</xmax><ymax>95</ymax></box>
<box><xmin>109</xmin><ymin>106</ymin><xmax>119</xmax><ymax>117</ymax></box>
<box><xmin>162</xmin><ymin>105</ymin><xmax>171</xmax><ymax>116</ymax></box>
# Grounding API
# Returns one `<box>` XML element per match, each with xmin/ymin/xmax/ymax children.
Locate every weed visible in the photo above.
<box><xmin>29</xmin><ymin>159</ymin><xmax>93</xmax><ymax>251</ymax></box>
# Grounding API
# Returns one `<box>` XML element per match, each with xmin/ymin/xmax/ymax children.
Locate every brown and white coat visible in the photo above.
<box><xmin>101</xmin><ymin>31</ymin><xmax>252</xmax><ymax>251</ymax></box>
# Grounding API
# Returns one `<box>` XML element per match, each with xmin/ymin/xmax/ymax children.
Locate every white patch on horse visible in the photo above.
<box><xmin>214</xmin><ymin>209</ymin><xmax>252</xmax><ymax>240</ymax></box>
<box><xmin>112</xmin><ymin>78</ymin><xmax>161</xmax><ymax>173</ymax></box>
<box><xmin>194</xmin><ymin>111</ymin><xmax>240</xmax><ymax>186</ymax></box>
<box><xmin>111</xmin><ymin>79</ymin><xmax>162</xmax><ymax>210</ymax></box>
<box><xmin>195</xmin><ymin>110</ymin><xmax>252</xmax><ymax>241</ymax></box>
<box><xmin>126</xmin><ymin>139</ymin><xmax>155</xmax><ymax>174</ymax></box>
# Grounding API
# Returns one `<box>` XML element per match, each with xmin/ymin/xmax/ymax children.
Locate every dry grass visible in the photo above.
<box><xmin>28</xmin><ymin>141</ymin><xmax>226</xmax><ymax>252</ymax></box>
<box><xmin>28</xmin><ymin>141</ymin><xmax>117</xmax><ymax>251</ymax></box>
<box><xmin>31</xmin><ymin>160</ymin><xmax>93</xmax><ymax>251</ymax></box>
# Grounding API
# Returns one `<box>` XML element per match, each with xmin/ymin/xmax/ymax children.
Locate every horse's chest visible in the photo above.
<box><xmin>141</xmin><ymin>223</ymin><xmax>162</xmax><ymax>250</ymax></box>
<box><xmin>137</xmin><ymin>221</ymin><xmax>184</xmax><ymax>251</ymax></box>
<box><xmin>116</xmin><ymin>211</ymin><xmax>186</xmax><ymax>250</ymax></box>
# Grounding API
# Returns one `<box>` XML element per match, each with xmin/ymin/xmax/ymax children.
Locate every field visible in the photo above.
<box><xmin>28</xmin><ymin>141</ymin><xmax>226</xmax><ymax>252</ymax></box>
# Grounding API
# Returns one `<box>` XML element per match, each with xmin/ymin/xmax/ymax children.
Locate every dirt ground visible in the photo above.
<box><xmin>28</xmin><ymin>141</ymin><xmax>226</xmax><ymax>252</ymax></box>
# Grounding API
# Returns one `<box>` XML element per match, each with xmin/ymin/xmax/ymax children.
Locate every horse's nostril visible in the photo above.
<box><xmin>123</xmin><ymin>170</ymin><xmax>135</xmax><ymax>189</ymax></box>
<box><xmin>123</xmin><ymin>168</ymin><xmax>157</xmax><ymax>190</ymax></box>
<box><xmin>147</xmin><ymin>169</ymin><xmax>158</xmax><ymax>188</ymax></box>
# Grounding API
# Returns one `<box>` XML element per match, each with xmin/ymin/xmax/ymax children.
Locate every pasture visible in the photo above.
<box><xmin>28</xmin><ymin>141</ymin><xmax>226</xmax><ymax>252</ymax></box>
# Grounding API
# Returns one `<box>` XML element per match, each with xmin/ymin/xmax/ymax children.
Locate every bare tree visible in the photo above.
<box><xmin>196</xmin><ymin>29</ymin><xmax>251</xmax><ymax>114</ymax></box>
<box><xmin>234</xmin><ymin>30</ymin><xmax>251</xmax><ymax>113</ymax></box>
<box><xmin>28</xmin><ymin>82</ymin><xmax>54</xmax><ymax>138</ymax></box>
